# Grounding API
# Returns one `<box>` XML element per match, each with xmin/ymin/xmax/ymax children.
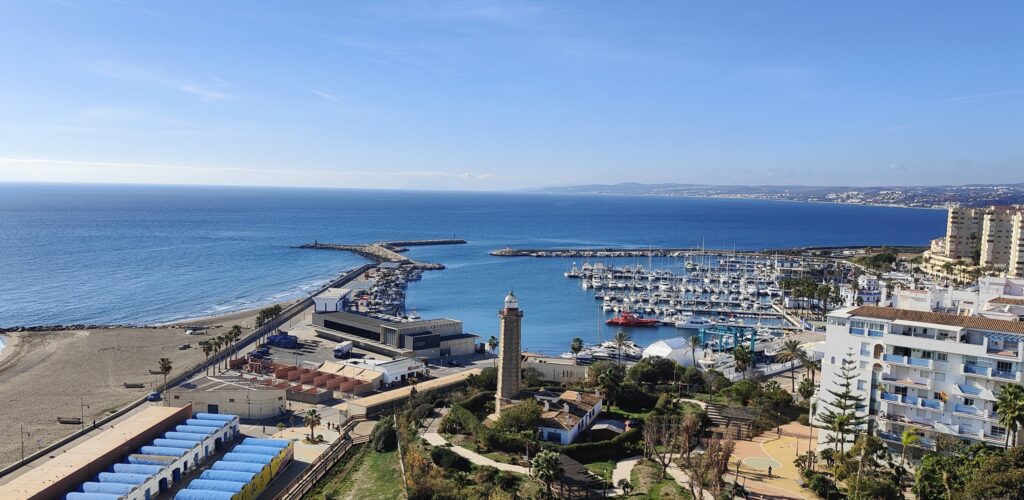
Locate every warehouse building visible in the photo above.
<box><xmin>167</xmin><ymin>376</ymin><xmax>287</xmax><ymax>422</ymax></box>
<box><xmin>313</xmin><ymin>310</ymin><xmax>478</xmax><ymax>359</ymax></box>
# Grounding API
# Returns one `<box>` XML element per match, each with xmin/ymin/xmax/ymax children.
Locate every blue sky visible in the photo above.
<box><xmin>0</xmin><ymin>1</ymin><xmax>1021</xmax><ymax>190</ymax></box>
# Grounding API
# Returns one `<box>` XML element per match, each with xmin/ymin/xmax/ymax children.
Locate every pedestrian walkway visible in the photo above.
<box><xmin>727</xmin><ymin>421</ymin><xmax>816</xmax><ymax>500</ymax></box>
<box><xmin>422</xmin><ymin>432</ymin><xmax>530</xmax><ymax>474</ymax></box>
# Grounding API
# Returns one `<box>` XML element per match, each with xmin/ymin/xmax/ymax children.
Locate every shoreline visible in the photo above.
<box><xmin>533</xmin><ymin>191</ymin><xmax>950</xmax><ymax>211</ymax></box>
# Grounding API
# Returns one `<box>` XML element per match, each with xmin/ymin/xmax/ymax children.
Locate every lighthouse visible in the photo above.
<box><xmin>496</xmin><ymin>290</ymin><xmax>523</xmax><ymax>412</ymax></box>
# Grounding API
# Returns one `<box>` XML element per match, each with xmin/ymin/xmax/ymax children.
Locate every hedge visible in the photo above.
<box><xmin>455</xmin><ymin>391</ymin><xmax>495</xmax><ymax>416</ymax></box>
<box><xmin>549</xmin><ymin>427</ymin><xmax>642</xmax><ymax>462</ymax></box>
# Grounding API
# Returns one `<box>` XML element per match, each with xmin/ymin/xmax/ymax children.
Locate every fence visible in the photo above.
<box><xmin>0</xmin><ymin>263</ymin><xmax>376</xmax><ymax>481</ymax></box>
<box><xmin>275</xmin><ymin>417</ymin><xmax>366</xmax><ymax>500</ymax></box>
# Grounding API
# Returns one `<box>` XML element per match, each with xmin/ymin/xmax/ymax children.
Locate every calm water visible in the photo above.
<box><xmin>0</xmin><ymin>183</ymin><xmax>946</xmax><ymax>354</ymax></box>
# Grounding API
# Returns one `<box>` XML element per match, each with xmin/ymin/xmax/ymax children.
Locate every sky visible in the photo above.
<box><xmin>0</xmin><ymin>1</ymin><xmax>1021</xmax><ymax>190</ymax></box>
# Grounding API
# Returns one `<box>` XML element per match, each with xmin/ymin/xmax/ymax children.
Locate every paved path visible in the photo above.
<box><xmin>611</xmin><ymin>456</ymin><xmax>643</xmax><ymax>494</ymax></box>
<box><xmin>727</xmin><ymin>421</ymin><xmax>816</xmax><ymax>500</ymax></box>
<box><xmin>422</xmin><ymin>432</ymin><xmax>530</xmax><ymax>474</ymax></box>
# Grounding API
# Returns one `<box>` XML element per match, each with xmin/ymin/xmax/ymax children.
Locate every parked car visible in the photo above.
<box><xmin>178</xmin><ymin>343</ymin><xmax>191</xmax><ymax>350</ymax></box>
<box><xmin>146</xmin><ymin>392</ymin><xmax>162</xmax><ymax>402</ymax></box>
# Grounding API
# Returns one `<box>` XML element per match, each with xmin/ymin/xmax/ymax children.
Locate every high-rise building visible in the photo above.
<box><xmin>980</xmin><ymin>206</ymin><xmax>1018</xmax><ymax>269</ymax></box>
<box><xmin>945</xmin><ymin>206</ymin><xmax>983</xmax><ymax>260</ymax></box>
<box><xmin>496</xmin><ymin>291</ymin><xmax>523</xmax><ymax>412</ymax></box>
<box><xmin>1010</xmin><ymin>211</ymin><xmax>1024</xmax><ymax>278</ymax></box>
<box><xmin>815</xmin><ymin>305</ymin><xmax>1024</xmax><ymax>453</ymax></box>
<box><xmin>923</xmin><ymin>205</ymin><xmax>1024</xmax><ymax>279</ymax></box>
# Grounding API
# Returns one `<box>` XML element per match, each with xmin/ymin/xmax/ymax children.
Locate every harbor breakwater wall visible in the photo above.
<box><xmin>295</xmin><ymin>238</ymin><xmax>465</xmax><ymax>270</ymax></box>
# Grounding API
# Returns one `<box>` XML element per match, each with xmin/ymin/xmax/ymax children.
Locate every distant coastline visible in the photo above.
<box><xmin>534</xmin><ymin>181</ymin><xmax>1024</xmax><ymax>209</ymax></box>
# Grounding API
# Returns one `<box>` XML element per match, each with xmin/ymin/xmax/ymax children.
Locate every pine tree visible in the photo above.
<box><xmin>815</xmin><ymin>349</ymin><xmax>867</xmax><ymax>455</ymax></box>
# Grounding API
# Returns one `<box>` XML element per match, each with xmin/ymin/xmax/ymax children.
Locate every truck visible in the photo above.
<box><xmin>333</xmin><ymin>341</ymin><xmax>354</xmax><ymax>359</ymax></box>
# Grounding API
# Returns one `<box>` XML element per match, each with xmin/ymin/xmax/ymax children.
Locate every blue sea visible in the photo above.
<box><xmin>0</xmin><ymin>183</ymin><xmax>946</xmax><ymax>354</ymax></box>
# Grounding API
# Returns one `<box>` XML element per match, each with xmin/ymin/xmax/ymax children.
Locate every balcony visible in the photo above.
<box><xmin>881</xmin><ymin>373</ymin><xmax>931</xmax><ymax>390</ymax></box>
<box><xmin>880</xmin><ymin>391</ymin><xmax>945</xmax><ymax>412</ymax></box>
<box><xmin>850</xmin><ymin>327</ymin><xmax>865</xmax><ymax>336</ymax></box>
<box><xmin>954</xmin><ymin>404</ymin><xmax>987</xmax><ymax>418</ymax></box>
<box><xmin>868</xmin><ymin>329</ymin><xmax>885</xmax><ymax>338</ymax></box>
<box><xmin>963</xmin><ymin>364</ymin><xmax>1023</xmax><ymax>382</ymax></box>
<box><xmin>883</xmin><ymin>354</ymin><xmax>934</xmax><ymax>369</ymax></box>
<box><xmin>983</xmin><ymin>337</ymin><xmax>1022</xmax><ymax>361</ymax></box>
<box><xmin>878</xmin><ymin>411</ymin><xmax>934</xmax><ymax>430</ymax></box>
<box><xmin>955</xmin><ymin>383</ymin><xmax>996</xmax><ymax>401</ymax></box>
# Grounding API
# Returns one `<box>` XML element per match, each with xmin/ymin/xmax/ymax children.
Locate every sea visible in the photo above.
<box><xmin>0</xmin><ymin>183</ymin><xmax>947</xmax><ymax>355</ymax></box>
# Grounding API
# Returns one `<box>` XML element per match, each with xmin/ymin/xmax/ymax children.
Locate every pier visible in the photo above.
<box><xmin>295</xmin><ymin>239</ymin><xmax>465</xmax><ymax>270</ymax></box>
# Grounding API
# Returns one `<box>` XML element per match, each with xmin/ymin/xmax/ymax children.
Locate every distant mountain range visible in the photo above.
<box><xmin>534</xmin><ymin>182</ymin><xmax>1024</xmax><ymax>208</ymax></box>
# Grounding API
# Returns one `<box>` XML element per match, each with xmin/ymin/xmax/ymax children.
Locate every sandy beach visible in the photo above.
<box><xmin>0</xmin><ymin>303</ymin><xmax>297</xmax><ymax>467</ymax></box>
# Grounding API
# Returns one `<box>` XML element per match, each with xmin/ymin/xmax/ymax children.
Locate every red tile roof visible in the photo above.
<box><xmin>990</xmin><ymin>296</ymin><xmax>1024</xmax><ymax>306</ymax></box>
<box><xmin>848</xmin><ymin>305</ymin><xmax>1024</xmax><ymax>334</ymax></box>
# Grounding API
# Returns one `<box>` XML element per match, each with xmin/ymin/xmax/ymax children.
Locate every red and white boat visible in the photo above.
<box><xmin>605</xmin><ymin>311</ymin><xmax>660</xmax><ymax>327</ymax></box>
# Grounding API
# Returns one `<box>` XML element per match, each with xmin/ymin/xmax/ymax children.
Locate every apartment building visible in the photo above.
<box><xmin>816</xmin><ymin>305</ymin><xmax>1024</xmax><ymax>453</ymax></box>
<box><xmin>980</xmin><ymin>207</ymin><xmax>1018</xmax><ymax>269</ymax></box>
<box><xmin>923</xmin><ymin>205</ymin><xmax>1024</xmax><ymax>279</ymax></box>
<box><xmin>1011</xmin><ymin>211</ymin><xmax>1024</xmax><ymax>278</ymax></box>
<box><xmin>946</xmin><ymin>206</ymin><xmax>983</xmax><ymax>260</ymax></box>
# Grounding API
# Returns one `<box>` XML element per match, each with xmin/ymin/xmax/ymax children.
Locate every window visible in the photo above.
<box><xmin>857</xmin><ymin>380</ymin><xmax>866</xmax><ymax>391</ymax></box>
<box><xmin>933</xmin><ymin>372</ymin><xmax>945</xmax><ymax>382</ymax></box>
<box><xmin>997</xmin><ymin>361</ymin><xmax>1012</xmax><ymax>372</ymax></box>
<box><xmin>174</xmin><ymin>395</ymin><xmax>180</xmax><ymax>399</ymax></box>
<box><xmin>934</xmin><ymin>392</ymin><xmax>943</xmax><ymax>400</ymax></box>
<box><xmin>936</xmin><ymin>353</ymin><xmax>948</xmax><ymax>362</ymax></box>
<box><xmin>992</xmin><ymin>425</ymin><xmax>1007</xmax><ymax>438</ymax></box>
<box><xmin>831</xmin><ymin>356</ymin><xmax>836</xmax><ymax>365</ymax></box>
<box><xmin>964</xmin><ymin>398</ymin><xmax>975</xmax><ymax>407</ymax></box>
<box><xmin>228</xmin><ymin>398</ymin><xmax>235</xmax><ymax>403</ymax></box>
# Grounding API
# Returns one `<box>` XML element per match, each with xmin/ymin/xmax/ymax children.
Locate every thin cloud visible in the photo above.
<box><xmin>942</xmin><ymin>88</ymin><xmax>1024</xmax><ymax>103</ymax></box>
<box><xmin>79</xmin><ymin>59</ymin><xmax>234</xmax><ymax>102</ymax></box>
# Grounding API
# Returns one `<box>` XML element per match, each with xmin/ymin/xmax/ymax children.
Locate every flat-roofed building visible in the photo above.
<box><xmin>0</xmin><ymin>406</ymin><xmax>193</xmax><ymax>500</ymax></box>
<box><xmin>522</xmin><ymin>352</ymin><xmax>588</xmax><ymax>384</ymax></box>
<box><xmin>167</xmin><ymin>376</ymin><xmax>287</xmax><ymax>421</ymax></box>
<box><xmin>337</xmin><ymin>368</ymin><xmax>481</xmax><ymax>418</ymax></box>
<box><xmin>313</xmin><ymin>310</ymin><xmax>478</xmax><ymax>358</ymax></box>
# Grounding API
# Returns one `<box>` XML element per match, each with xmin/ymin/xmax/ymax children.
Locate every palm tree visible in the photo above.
<box><xmin>996</xmin><ymin>383</ymin><xmax>1024</xmax><ymax>447</ymax></box>
<box><xmin>157</xmin><ymin>358</ymin><xmax>173</xmax><ymax>406</ymax></box>
<box><xmin>211</xmin><ymin>338</ymin><xmax>223</xmax><ymax>373</ymax></box>
<box><xmin>597</xmin><ymin>370</ymin><xmax>620</xmax><ymax>407</ymax></box>
<box><xmin>487</xmin><ymin>336</ymin><xmax>499</xmax><ymax>367</ymax></box>
<box><xmin>611</xmin><ymin>330</ymin><xmax>631</xmax><ymax>365</ymax></box>
<box><xmin>304</xmin><ymin>408</ymin><xmax>322</xmax><ymax>441</ymax></box>
<box><xmin>531</xmin><ymin>450</ymin><xmax>563</xmax><ymax>497</ymax></box>
<box><xmin>798</xmin><ymin>377</ymin><xmax>816</xmax><ymax>402</ymax></box>
<box><xmin>200</xmin><ymin>341</ymin><xmax>213</xmax><ymax>375</ymax></box>
<box><xmin>775</xmin><ymin>339</ymin><xmax>804</xmax><ymax>392</ymax></box>
<box><xmin>228</xmin><ymin>325</ymin><xmax>243</xmax><ymax>366</ymax></box>
<box><xmin>680</xmin><ymin>335</ymin><xmax>699</xmax><ymax>368</ymax></box>
<box><xmin>900</xmin><ymin>430</ymin><xmax>920</xmax><ymax>466</ymax></box>
<box><xmin>570</xmin><ymin>337</ymin><xmax>584</xmax><ymax>361</ymax></box>
<box><xmin>732</xmin><ymin>344</ymin><xmax>752</xmax><ymax>379</ymax></box>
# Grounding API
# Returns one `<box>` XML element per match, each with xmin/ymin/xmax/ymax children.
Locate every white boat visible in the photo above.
<box><xmin>697</xmin><ymin>351</ymin><xmax>736</xmax><ymax>374</ymax></box>
<box><xmin>674</xmin><ymin>315</ymin><xmax>715</xmax><ymax>329</ymax></box>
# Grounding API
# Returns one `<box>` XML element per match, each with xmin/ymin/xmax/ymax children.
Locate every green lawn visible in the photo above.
<box><xmin>305</xmin><ymin>449</ymin><xmax>403</xmax><ymax>500</ymax></box>
<box><xmin>346</xmin><ymin>450</ymin><xmax>403</xmax><ymax>500</ymax></box>
<box><xmin>629</xmin><ymin>460</ymin><xmax>691</xmax><ymax>499</ymax></box>
<box><xmin>583</xmin><ymin>459</ymin><xmax>616</xmax><ymax>480</ymax></box>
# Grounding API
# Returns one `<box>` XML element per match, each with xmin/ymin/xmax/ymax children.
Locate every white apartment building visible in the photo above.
<box><xmin>891</xmin><ymin>276</ymin><xmax>1024</xmax><ymax>321</ymax></box>
<box><xmin>817</xmin><ymin>305</ymin><xmax>1024</xmax><ymax>453</ymax></box>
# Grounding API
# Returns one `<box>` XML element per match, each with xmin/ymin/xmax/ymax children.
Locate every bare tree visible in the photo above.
<box><xmin>680</xmin><ymin>437</ymin><xmax>735</xmax><ymax>500</ymax></box>
<box><xmin>644</xmin><ymin>414</ymin><xmax>683</xmax><ymax>477</ymax></box>
<box><xmin>644</xmin><ymin>413</ymin><xmax>702</xmax><ymax>478</ymax></box>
